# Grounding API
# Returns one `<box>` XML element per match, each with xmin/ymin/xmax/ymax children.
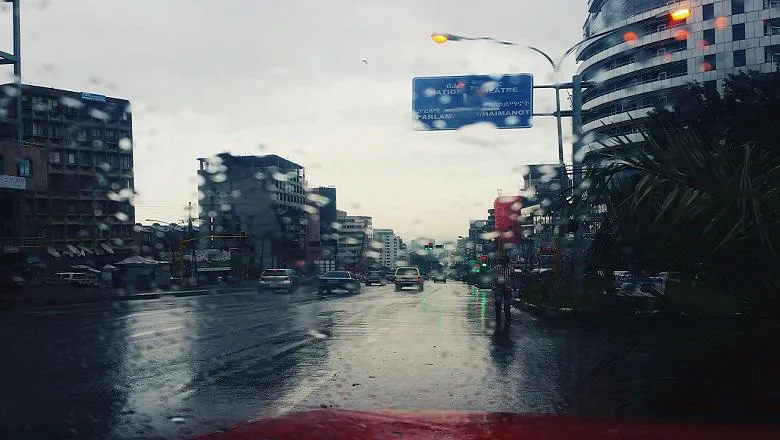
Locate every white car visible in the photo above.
<box><xmin>394</xmin><ymin>267</ymin><xmax>423</xmax><ymax>292</ymax></box>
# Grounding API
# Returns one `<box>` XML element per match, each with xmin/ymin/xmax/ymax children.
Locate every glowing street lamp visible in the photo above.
<box><xmin>670</xmin><ymin>8</ymin><xmax>692</xmax><ymax>21</ymax></box>
<box><xmin>431</xmin><ymin>33</ymin><xmax>449</xmax><ymax>44</ymax></box>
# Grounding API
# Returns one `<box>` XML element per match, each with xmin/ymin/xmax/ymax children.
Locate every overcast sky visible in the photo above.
<box><xmin>1</xmin><ymin>0</ymin><xmax>585</xmax><ymax>242</ymax></box>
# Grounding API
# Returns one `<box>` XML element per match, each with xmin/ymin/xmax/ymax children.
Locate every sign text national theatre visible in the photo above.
<box><xmin>412</xmin><ymin>74</ymin><xmax>533</xmax><ymax>131</ymax></box>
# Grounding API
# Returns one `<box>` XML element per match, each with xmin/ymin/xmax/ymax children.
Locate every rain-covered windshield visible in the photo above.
<box><xmin>1</xmin><ymin>0</ymin><xmax>779</xmax><ymax>439</ymax></box>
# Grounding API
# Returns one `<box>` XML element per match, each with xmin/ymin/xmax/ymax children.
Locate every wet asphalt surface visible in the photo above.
<box><xmin>6</xmin><ymin>280</ymin><xmax>775</xmax><ymax>439</ymax></box>
<box><xmin>1</xmin><ymin>281</ymin><xmax>584</xmax><ymax>439</ymax></box>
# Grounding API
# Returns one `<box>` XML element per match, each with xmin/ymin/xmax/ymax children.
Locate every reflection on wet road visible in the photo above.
<box><xmin>4</xmin><ymin>281</ymin><xmax>760</xmax><ymax>439</ymax></box>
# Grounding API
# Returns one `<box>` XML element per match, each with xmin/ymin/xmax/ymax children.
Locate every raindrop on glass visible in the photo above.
<box><xmin>118</xmin><ymin>137</ymin><xmax>133</xmax><ymax>151</ymax></box>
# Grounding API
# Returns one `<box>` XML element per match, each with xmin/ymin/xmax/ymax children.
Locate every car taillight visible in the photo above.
<box><xmin>283</xmin><ymin>277</ymin><xmax>291</xmax><ymax>283</ymax></box>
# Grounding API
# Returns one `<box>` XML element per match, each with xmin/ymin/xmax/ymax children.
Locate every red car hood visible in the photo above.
<box><xmin>191</xmin><ymin>410</ymin><xmax>778</xmax><ymax>439</ymax></box>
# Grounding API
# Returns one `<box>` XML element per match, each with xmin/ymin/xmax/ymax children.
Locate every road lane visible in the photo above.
<box><xmin>0</xmin><ymin>281</ymin><xmax>577</xmax><ymax>439</ymax></box>
<box><xmin>272</xmin><ymin>281</ymin><xmax>571</xmax><ymax>415</ymax></box>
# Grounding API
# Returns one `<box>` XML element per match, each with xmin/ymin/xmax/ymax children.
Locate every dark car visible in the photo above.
<box><xmin>319</xmin><ymin>271</ymin><xmax>362</xmax><ymax>295</ymax></box>
<box><xmin>364</xmin><ymin>271</ymin><xmax>383</xmax><ymax>286</ymax></box>
<box><xmin>258</xmin><ymin>269</ymin><xmax>297</xmax><ymax>293</ymax></box>
<box><xmin>432</xmin><ymin>272</ymin><xmax>447</xmax><ymax>283</ymax></box>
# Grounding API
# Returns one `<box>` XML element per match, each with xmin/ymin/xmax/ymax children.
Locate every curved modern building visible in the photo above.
<box><xmin>577</xmin><ymin>0</ymin><xmax>780</xmax><ymax>152</ymax></box>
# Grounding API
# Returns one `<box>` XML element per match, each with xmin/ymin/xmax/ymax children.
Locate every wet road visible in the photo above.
<box><xmin>6</xmin><ymin>280</ymin><xmax>773</xmax><ymax>439</ymax></box>
<box><xmin>1</xmin><ymin>281</ymin><xmax>584</xmax><ymax>439</ymax></box>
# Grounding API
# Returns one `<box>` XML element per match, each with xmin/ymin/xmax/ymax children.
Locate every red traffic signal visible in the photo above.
<box><xmin>480</xmin><ymin>255</ymin><xmax>487</xmax><ymax>261</ymax></box>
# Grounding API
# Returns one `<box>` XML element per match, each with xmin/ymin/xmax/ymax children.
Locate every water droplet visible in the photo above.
<box><xmin>170</xmin><ymin>416</ymin><xmax>186</xmax><ymax>424</ymax></box>
<box><xmin>308</xmin><ymin>329</ymin><xmax>328</xmax><ymax>339</ymax></box>
<box><xmin>114</xmin><ymin>212</ymin><xmax>129</xmax><ymax>221</ymax></box>
<box><xmin>211</xmin><ymin>173</ymin><xmax>227</xmax><ymax>183</ymax></box>
<box><xmin>307</xmin><ymin>193</ymin><xmax>331</xmax><ymax>207</ymax></box>
<box><xmin>271</xmin><ymin>171</ymin><xmax>289</xmax><ymax>182</ymax></box>
<box><xmin>118</xmin><ymin>137</ymin><xmax>132</xmax><ymax>151</ymax></box>
<box><xmin>89</xmin><ymin>108</ymin><xmax>110</xmax><ymax>121</ymax></box>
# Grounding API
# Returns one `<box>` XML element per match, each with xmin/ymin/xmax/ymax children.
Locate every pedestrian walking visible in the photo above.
<box><xmin>491</xmin><ymin>255</ymin><xmax>514</xmax><ymax>322</ymax></box>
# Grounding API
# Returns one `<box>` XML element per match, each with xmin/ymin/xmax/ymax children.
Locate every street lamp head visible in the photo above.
<box><xmin>670</xmin><ymin>8</ymin><xmax>691</xmax><ymax>21</ymax></box>
<box><xmin>431</xmin><ymin>33</ymin><xmax>449</xmax><ymax>44</ymax></box>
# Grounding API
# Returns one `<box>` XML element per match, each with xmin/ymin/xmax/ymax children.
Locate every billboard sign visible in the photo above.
<box><xmin>80</xmin><ymin>92</ymin><xmax>107</xmax><ymax>102</ymax></box>
<box><xmin>412</xmin><ymin>74</ymin><xmax>533</xmax><ymax>130</ymax></box>
<box><xmin>0</xmin><ymin>175</ymin><xmax>26</xmax><ymax>190</ymax></box>
<box><xmin>494</xmin><ymin>195</ymin><xmax>523</xmax><ymax>251</ymax></box>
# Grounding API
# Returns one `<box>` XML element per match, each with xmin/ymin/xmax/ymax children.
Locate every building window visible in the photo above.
<box><xmin>733</xmin><ymin>23</ymin><xmax>745</xmax><ymax>40</ymax></box>
<box><xmin>32</xmin><ymin>122</ymin><xmax>45</xmax><ymax>136</ymax></box>
<box><xmin>17</xmin><ymin>159</ymin><xmax>32</xmax><ymax>177</ymax></box>
<box><xmin>120</xmin><ymin>155</ymin><xmax>132</xmax><ymax>169</ymax></box>
<box><xmin>0</xmin><ymin>156</ymin><xmax>4</xmax><ymax>174</ymax></box>
<box><xmin>734</xmin><ymin>49</ymin><xmax>747</xmax><ymax>67</ymax></box>
<box><xmin>766</xmin><ymin>21</ymin><xmax>780</xmax><ymax>36</ymax></box>
<box><xmin>703</xmin><ymin>3</ymin><xmax>715</xmax><ymax>20</ymax></box>
<box><xmin>703</xmin><ymin>29</ymin><xmax>715</xmax><ymax>46</ymax></box>
<box><xmin>67</xmin><ymin>152</ymin><xmax>76</xmax><ymax>164</ymax></box>
<box><xmin>704</xmin><ymin>54</ymin><xmax>717</xmax><ymax>70</ymax></box>
<box><xmin>90</xmin><ymin>128</ymin><xmax>101</xmax><ymax>138</ymax></box>
<box><xmin>658</xmin><ymin>71</ymin><xmax>668</xmax><ymax>80</ymax></box>
<box><xmin>732</xmin><ymin>0</ymin><xmax>744</xmax><ymax>14</ymax></box>
<box><xmin>766</xmin><ymin>0</ymin><xmax>780</xmax><ymax>8</ymax></box>
<box><xmin>49</xmin><ymin>151</ymin><xmax>61</xmax><ymax>163</ymax></box>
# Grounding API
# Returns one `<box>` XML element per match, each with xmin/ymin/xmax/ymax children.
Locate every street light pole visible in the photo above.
<box><xmin>188</xmin><ymin>202</ymin><xmax>197</xmax><ymax>286</ymax></box>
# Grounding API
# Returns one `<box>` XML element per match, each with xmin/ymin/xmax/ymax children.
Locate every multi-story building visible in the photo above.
<box><xmin>313</xmin><ymin>186</ymin><xmax>338</xmax><ymax>260</ymax></box>
<box><xmin>577</xmin><ymin>0</ymin><xmax>780</xmax><ymax>152</ymax></box>
<box><xmin>197</xmin><ymin>153</ymin><xmax>308</xmax><ymax>270</ymax></box>
<box><xmin>373</xmin><ymin>228</ymin><xmax>401</xmax><ymax>269</ymax></box>
<box><xmin>336</xmin><ymin>214</ymin><xmax>372</xmax><ymax>269</ymax></box>
<box><xmin>0</xmin><ymin>85</ymin><xmax>135</xmax><ymax>254</ymax></box>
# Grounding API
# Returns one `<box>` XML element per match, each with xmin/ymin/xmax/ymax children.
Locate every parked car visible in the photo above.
<box><xmin>318</xmin><ymin>271</ymin><xmax>362</xmax><ymax>295</ymax></box>
<box><xmin>394</xmin><ymin>266</ymin><xmax>424</xmax><ymax>292</ymax></box>
<box><xmin>44</xmin><ymin>272</ymin><xmax>98</xmax><ymax>287</ymax></box>
<box><xmin>364</xmin><ymin>271</ymin><xmax>383</xmax><ymax>286</ymax></box>
<box><xmin>258</xmin><ymin>269</ymin><xmax>297</xmax><ymax>293</ymax></box>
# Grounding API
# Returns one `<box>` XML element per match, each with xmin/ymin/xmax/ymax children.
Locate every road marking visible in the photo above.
<box><xmin>129</xmin><ymin>325</ymin><xmax>184</xmax><ymax>339</ymax></box>
<box><xmin>271</xmin><ymin>369</ymin><xmax>333</xmax><ymax>414</ymax></box>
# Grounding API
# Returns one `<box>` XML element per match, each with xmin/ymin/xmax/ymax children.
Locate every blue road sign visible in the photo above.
<box><xmin>412</xmin><ymin>74</ymin><xmax>533</xmax><ymax>131</ymax></box>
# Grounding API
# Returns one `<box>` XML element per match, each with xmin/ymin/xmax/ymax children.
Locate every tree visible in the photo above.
<box><xmin>577</xmin><ymin>71</ymin><xmax>780</xmax><ymax>299</ymax></box>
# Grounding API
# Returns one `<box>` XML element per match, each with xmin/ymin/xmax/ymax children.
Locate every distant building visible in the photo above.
<box><xmin>0</xmin><ymin>84</ymin><xmax>135</xmax><ymax>256</ymax></box>
<box><xmin>336</xmin><ymin>214</ymin><xmax>372</xmax><ymax>269</ymax></box>
<box><xmin>373</xmin><ymin>228</ymin><xmax>401</xmax><ymax>269</ymax></box>
<box><xmin>313</xmin><ymin>186</ymin><xmax>338</xmax><ymax>260</ymax></box>
<box><xmin>197</xmin><ymin>153</ymin><xmax>307</xmax><ymax>271</ymax></box>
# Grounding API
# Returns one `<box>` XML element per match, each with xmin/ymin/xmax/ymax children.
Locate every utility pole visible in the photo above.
<box><xmin>188</xmin><ymin>202</ymin><xmax>197</xmax><ymax>286</ymax></box>
<box><xmin>571</xmin><ymin>74</ymin><xmax>585</xmax><ymax>295</ymax></box>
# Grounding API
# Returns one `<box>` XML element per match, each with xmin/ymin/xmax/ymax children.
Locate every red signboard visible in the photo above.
<box><xmin>494</xmin><ymin>196</ymin><xmax>523</xmax><ymax>250</ymax></box>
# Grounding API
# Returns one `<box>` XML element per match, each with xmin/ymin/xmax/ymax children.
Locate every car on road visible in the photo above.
<box><xmin>44</xmin><ymin>272</ymin><xmax>99</xmax><ymax>287</ymax></box>
<box><xmin>258</xmin><ymin>269</ymin><xmax>297</xmax><ymax>293</ymax></box>
<box><xmin>318</xmin><ymin>271</ymin><xmax>362</xmax><ymax>295</ymax></box>
<box><xmin>364</xmin><ymin>271</ymin><xmax>383</xmax><ymax>286</ymax></box>
<box><xmin>394</xmin><ymin>266</ymin><xmax>423</xmax><ymax>292</ymax></box>
<box><xmin>432</xmin><ymin>272</ymin><xmax>447</xmax><ymax>283</ymax></box>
